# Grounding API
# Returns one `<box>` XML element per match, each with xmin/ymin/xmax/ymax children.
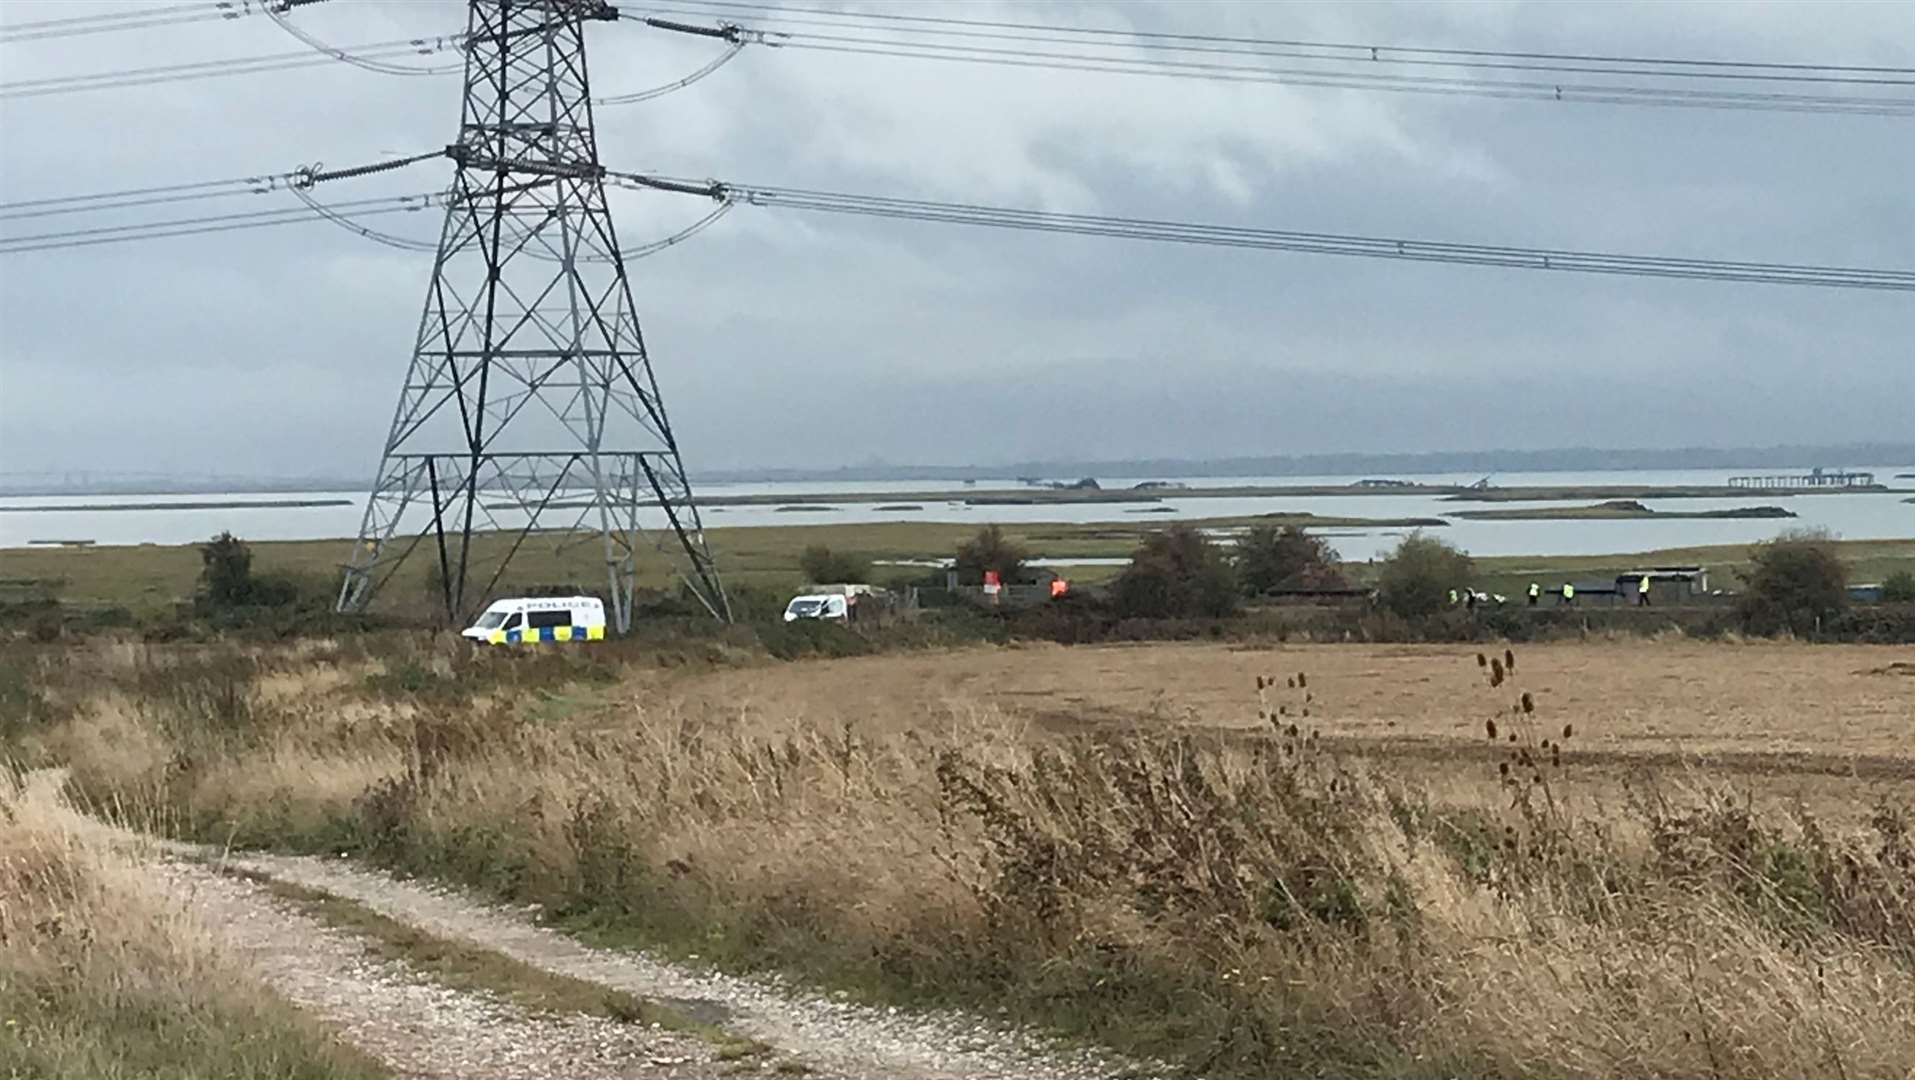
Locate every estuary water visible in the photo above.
<box><xmin>1</xmin><ymin>467</ymin><xmax>1909</xmax><ymax>563</ymax></box>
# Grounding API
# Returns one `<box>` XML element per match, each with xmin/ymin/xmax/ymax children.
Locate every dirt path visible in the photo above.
<box><xmin>162</xmin><ymin>859</ymin><xmax>731</xmax><ymax>1079</ymax></box>
<box><xmin>189</xmin><ymin>849</ymin><xmax>1156</xmax><ymax>1080</ymax></box>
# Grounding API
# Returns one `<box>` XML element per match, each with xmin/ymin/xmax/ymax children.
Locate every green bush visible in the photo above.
<box><xmin>955</xmin><ymin>525</ymin><xmax>1028</xmax><ymax>585</ymax></box>
<box><xmin>1738</xmin><ymin>529</ymin><xmax>1848</xmax><ymax>635</ymax></box>
<box><xmin>1821</xmin><ymin>603</ymin><xmax>1915</xmax><ymax>644</ymax></box>
<box><xmin>1109</xmin><ymin>524</ymin><xmax>1238</xmax><ymax>619</ymax></box>
<box><xmin>1882</xmin><ymin>570</ymin><xmax>1915</xmax><ymax>603</ymax></box>
<box><xmin>1236</xmin><ymin>523</ymin><xmax>1345</xmax><ymax>596</ymax></box>
<box><xmin>193</xmin><ymin>533</ymin><xmax>326</xmax><ymax>616</ymax></box>
<box><xmin>1375</xmin><ymin>534</ymin><xmax>1473</xmax><ymax>619</ymax></box>
<box><xmin>713</xmin><ymin>582</ymin><xmax>794</xmax><ymax>622</ymax></box>
<box><xmin>798</xmin><ymin>545</ymin><xmax>872</xmax><ymax>585</ymax></box>
<box><xmin>756</xmin><ymin>618</ymin><xmax>878</xmax><ymax>660</ymax></box>
<box><xmin>196</xmin><ymin>532</ymin><xmax>257</xmax><ymax>608</ymax></box>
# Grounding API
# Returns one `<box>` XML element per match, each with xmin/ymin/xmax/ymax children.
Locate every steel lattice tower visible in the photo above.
<box><xmin>336</xmin><ymin>0</ymin><xmax>727</xmax><ymax>630</ymax></box>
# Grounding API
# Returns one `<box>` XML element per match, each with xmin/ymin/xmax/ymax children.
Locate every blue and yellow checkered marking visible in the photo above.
<box><xmin>485</xmin><ymin>625</ymin><xmax>606</xmax><ymax>644</ymax></box>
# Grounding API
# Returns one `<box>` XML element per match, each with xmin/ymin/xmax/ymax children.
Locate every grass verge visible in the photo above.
<box><xmin>0</xmin><ymin>772</ymin><xmax>389</xmax><ymax>1080</ymax></box>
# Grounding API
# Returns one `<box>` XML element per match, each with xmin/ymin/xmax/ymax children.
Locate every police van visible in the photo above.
<box><xmin>462</xmin><ymin>596</ymin><xmax>607</xmax><ymax>644</ymax></box>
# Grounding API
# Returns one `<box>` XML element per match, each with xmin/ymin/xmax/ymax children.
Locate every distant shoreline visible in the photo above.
<box><xmin>1451</xmin><ymin>501</ymin><xmax>1797</xmax><ymax>522</ymax></box>
<box><xmin>488</xmin><ymin>482</ymin><xmax>1902</xmax><ymax>513</ymax></box>
<box><xmin>0</xmin><ymin>499</ymin><xmax>353</xmax><ymax>513</ymax></box>
<box><xmin>6</xmin><ymin>444</ymin><xmax>1909</xmax><ymax>497</ymax></box>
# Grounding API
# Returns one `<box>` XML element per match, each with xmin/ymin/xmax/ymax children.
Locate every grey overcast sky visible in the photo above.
<box><xmin>1</xmin><ymin>0</ymin><xmax>1911</xmax><ymax>479</ymax></box>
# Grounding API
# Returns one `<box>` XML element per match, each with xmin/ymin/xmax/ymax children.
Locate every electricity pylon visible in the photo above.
<box><xmin>336</xmin><ymin>0</ymin><xmax>727</xmax><ymax>630</ymax></box>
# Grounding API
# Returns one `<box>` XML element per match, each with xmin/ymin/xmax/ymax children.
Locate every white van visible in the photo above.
<box><xmin>463</xmin><ymin>596</ymin><xmax>606</xmax><ymax>644</ymax></box>
<box><xmin>783</xmin><ymin>594</ymin><xmax>849</xmax><ymax>623</ymax></box>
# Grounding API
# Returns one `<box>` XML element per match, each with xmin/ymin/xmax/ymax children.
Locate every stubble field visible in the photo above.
<box><xmin>657</xmin><ymin>639</ymin><xmax>1915</xmax><ymax>802</ymax></box>
<box><xmin>662</xmin><ymin>639</ymin><xmax>1910</xmax><ymax>752</ymax></box>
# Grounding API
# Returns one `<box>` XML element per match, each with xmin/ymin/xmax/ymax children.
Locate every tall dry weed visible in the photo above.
<box><xmin>0</xmin><ymin>768</ymin><xmax>382</xmax><ymax>1078</ymax></box>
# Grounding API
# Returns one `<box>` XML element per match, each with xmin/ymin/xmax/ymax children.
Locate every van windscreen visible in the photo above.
<box><xmin>474</xmin><ymin>611</ymin><xmax>509</xmax><ymax>629</ymax></box>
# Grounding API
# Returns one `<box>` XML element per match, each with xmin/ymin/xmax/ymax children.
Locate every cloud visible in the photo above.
<box><xmin>1</xmin><ymin>0</ymin><xmax>1910</xmax><ymax>479</ymax></box>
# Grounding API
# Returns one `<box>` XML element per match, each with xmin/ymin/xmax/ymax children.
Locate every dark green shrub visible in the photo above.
<box><xmin>0</xmin><ymin>652</ymin><xmax>59</xmax><ymax>745</ymax></box>
<box><xmin>798</xmin><ymin>545</ymin><xmax>872</xmax><ymax>584</ymax></box>
<box><xmin>1882</xmin><ymin>570</ymin><xmax>1915</xmax><ymax>603</ymax></box>
<box><xmin>955</xmin><ymin>525</ymin><xmax>1028</xmax><ymax>585</ymax></box>
<box><xmin>715</xmin><ymin>582</ymin><xmax>794</xmax><ymax>622</ymax></box>
<box><xmin>757</xmin><ymin>618</ymin><xmax>874</xmax><ymax>660</ymax></box>
<box><xmin>192</xmin><ymin>533</ymin><xmax>332</xmax><ymax>620</ymax></box>
<box><xmin>197</xmin><ymin>531</ymin><xmax>256</xmax><ymax>608</ymax></box>
<box><xmin>1821</xmin><ymin>603</ymin><xmax>1915</xmax><ymax>644</ymax></box>
<box><xmin>1738</xmin><ymin>529</ymin><xmax>1848</xmax><ymax>635</ymax></box>
<box><xmin>1236</xmin><ymin>523</ymin><xmax>1345</xmax><ymax>596</ymax></box>
<box><xmin>1375</xmin><ymin>534</ymin><xmax>1473</xmax><ymax>619</ymax></box>
<box><xmin>27</xmin><ymin>609</ymin><xmax>62</xmax><ymax>643</ymax></box>
<box><xmin>1109</xmin><ymin>525</ymin><xmax>1238</xmax><ymax>619</ymax></box>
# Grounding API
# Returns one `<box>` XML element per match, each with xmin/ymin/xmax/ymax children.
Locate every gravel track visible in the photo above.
<box><xmin>198</xmin><ymin>849</ymin><xmax>1161</xmax><ymax>1080</ymax></box>
<box><xmin>162</xmin><ymin>860</ymin><xmax>733</xmax><ymax>1080</ymax></box>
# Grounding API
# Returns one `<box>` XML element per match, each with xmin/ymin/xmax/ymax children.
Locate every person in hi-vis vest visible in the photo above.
<box><xmin>1527</xmin><ymin>582</ymin><xmax>1541</xmax><ymax>607</ymax></box>
<box><xmin>1638</xmin><ymin>574</ymin><xmax>1652</xmax><ymax>607</ymax></box>
<box><xmin>1559</xmin><ymin>582</ymin><xmax>1576</xmax><ymax>606</ymax></box>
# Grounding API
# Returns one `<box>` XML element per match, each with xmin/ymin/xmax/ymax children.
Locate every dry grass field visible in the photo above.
<box><xmin>7</xmin><ymin>633</ymin><xmax>1915</xmax><ymax>1078</ymax></box>
<box><xmin>658</xmin><ymin>639</ymin><xmax>1915</xmax><ymax>760</ymax></box>
<box><xmin>643</xmin><ymin>639</ymin><xmax>1915</xmax><ymax>827</ymax></box>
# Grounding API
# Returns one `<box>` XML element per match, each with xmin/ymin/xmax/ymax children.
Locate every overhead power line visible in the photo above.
<box><xmin>0</xmin><ymin>192</ymin><xmax>444</xmax><ymax>253</ymax></box>
<box><xmin>757</xmin><ymin>39</ymin><xmax>1915</xmax><ymax>116</ymax></box>
<box><xmin>0</xmin><ymin>155</ymin><xmax>445</xmax><ymax>252</ymax></box>
<box><xmin>630</xmin><ymin>3</ymin><xmax>1915</xmax><ymax>116</ymax></box>
<box><xmin>658</xmin><ymin>0</ymin><xmax>1915</xmax><ymax>78</ymax></box>
<box><xmin>262</xmin><ymin>3</ymin><xmax>464</xmax><ymax>75</ymax></box>
<box><xmin>612</xmin><ymin>171</ymin><xmax>1915</xmax><ymax>292</ymax></box>
<box><xmin>2</xmin><ymin>16</ymin><xmax>731</xmax><ymax>103</ymax></box>
<box><xmin>288</xmin><ymin>186</ymin><xmax>441</xmax><ymax>252</ymax></box>
<box><xmin>9</xmin><ymin>4</ymin><xmax>1907</xmax><ymax>116</ymax></box>
<box><xmin>0</xmin><ymin>1</ymin><xmax>225</xmax><ymax>32</ymax></box>
<box><xmin>0</xmin><ymin>35</ymin><xmax>463</xmax><ymax>99</ymax></box>
<box><xmin>0</xmin><ymin>1</ymin><xmax>250</xmax><ymax>44</ymax></box>
<box><xmin>12</xmin><ymin>159</ymin><xmax>1911</xmax><ymax>290</ymax></box>
<box><xmin>0</xmin><ymin>185</ymin><xmax>274</xmax><ymax>222</ymax></box>
<box><xmin>0</xmin><ymin>172</ymin><xmax>299</xmax><ymax>220</ymax></box>
<box><xmin>593</xmin><ymin>18</ymin><xmax>759</xmax><ymax>104</ymax></box>
<box><xmin>0</xmin><ymin>155</ymin><xmax>729</xmax><ymax>260</ymax></box>
<box><xmin>593</xmin><ymin>41</ymin><xmax>745</xmax><ymax>103</ymax></box>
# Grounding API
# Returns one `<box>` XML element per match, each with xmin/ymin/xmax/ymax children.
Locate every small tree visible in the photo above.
<box><xmin>1110</xmin><ymin>524</ymin><xmax>1238</xmax><ymax>618</ymax></box>
<box><xmin>1881</xmin><ymin>569</ymin><xmax>1915</xmax><ymax>603</ymax></box>
<box><xmin>197</xmin><ymin>531</ymin><xmax>256</xmax><ymax>608</ymax></box>
<box><xmin>1375</xmin><ymin>533</ymin><xmax>1473</xmax><ymax>618</ymax></box>
<box><xmin>1236</xmin><ymin>523</ymin><xmax>1345</xmax><ymax>596</ymax></box>
<box><xmin>798</xmin><ymin>545</ymin><xmax>871</xmax><ymax>585</ymax></box>
<box><xmin>1740</xmin><ymin>529</ymin><xmax>1848</xmax><ymax>634</ymax></box>
<box><xmin>955</xmin><ymin>525</ymin><xmax>1028</xmax><ymax>585</ymax></box>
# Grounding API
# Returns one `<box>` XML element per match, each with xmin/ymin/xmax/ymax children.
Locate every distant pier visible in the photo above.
<box><xmin>1727</xmin><ymin>469</ymin><xmax>1876</xmax><ymax>490</ymax></box>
